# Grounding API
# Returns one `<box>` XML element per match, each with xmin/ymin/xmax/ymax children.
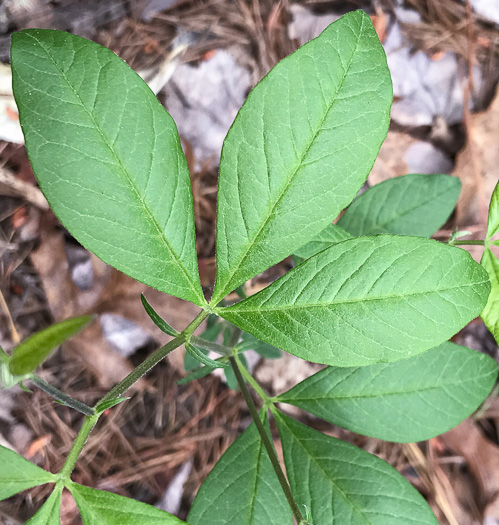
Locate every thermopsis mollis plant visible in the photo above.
<box><xmin>2</xmin><ymin>9</ymin><xmax>499</xmax><ymax>525</ymax></box>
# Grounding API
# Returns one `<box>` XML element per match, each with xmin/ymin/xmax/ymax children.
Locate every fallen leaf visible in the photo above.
<box><xmin>440</xmin><ymin>419</ymin><xmax>499</xmax><ymax>508</ymax></box>
<box><xmin>454</xmin><ymin>86</ymin><xmax>499</xmax><ymax>228</ymax></box>
<box><xmin>6</xmin><ymin>106</ymin><xmax>19</xmax><ymax>121</ymax></box>
<box><xmin>26</xmin><ymin>434</ymin><xmax>52</xmax><ymax>459</ymax></box>
<box><xmin>370</xmin><ymin>12</ymin><xmax>387</xmax><ymax>43</ymax></box>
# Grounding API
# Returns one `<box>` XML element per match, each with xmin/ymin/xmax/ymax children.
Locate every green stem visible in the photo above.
<box><xmin>57</xmin><ymin>310</ymin><xmax>209</xmax><ymax>479</ymax></box>
<box><xmin>59</xmin><ymin>413</ymin><xmax>99</xmax><ymax>479</ymax></box>
<box><xmin>101</xmin><ymin>310</ymin><xmax>208</xmax><ymax>404</ymax></box>
<box><xmin>453</xmin><ymin>240</ymin><xmax>485</xmax><ymax>245</ymax></box>
<box><xmin>30</xmin><ymin>375</ymin><xmax>94</xmax><ymax>416</ymax></box>
<box><xmin>229</xmin><ymin>356</ymin><xmax>307</xmax><ymax>524</ymax></box>
<box><xmin>235</xmin><ymin>354</ymin><xmax>270</xmax><ymax>403</ymax></box>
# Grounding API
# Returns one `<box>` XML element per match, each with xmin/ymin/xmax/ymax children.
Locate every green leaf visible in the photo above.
<box><xmin>487</xmin><ymin>179</ymin><xmax>499</xmax><ymax>240</ymax></box>
<box><xmin>212</xmin><ymin>10</ymin><xmax>392</xmax><ymax>303</ymax></box>
<box><xmin>219</xmin><ymin>235</ymin><xmax>490</xmax><ymax>366</ymax></box>
<box><xmin>9</xmin><ymin>316</ymin><xmax>92</xmax><ymax>376</ymax></box>
<box><xmin>278</xmin><ymin>341</ymin><xmax>497</xmax><ymax>442</ymax></box>
<box><xmin>177</xmin><ymin>364</ymin><xmax>217</xmax><ymax>385</ymax></box>
<box><xmin>188</xmin><ymin>416</ymin><xmax>292</xmax><ymax>525</ymax></box>
<box><xmin>0</xmin><ymin>361</ymin><xmax>28</xmax><ymax>390</ymax></box>
<box><xmin>70</xmin><ymin>483</ymin><xmax>185</xmax><ymax>524</ymax></box>
<box><xmin>26</xmin><ymin>485</ymin><xmax>62</xmax><ymax>524</ymax></box>
<box><xmin>0</xmin><ymin>444</ymin><xmax>55</xmax><ymax>500</ymax></box>
<box><xmin>293</xmin><ymin>224</ymin><xmax>352</xmax><ymax>260</ymax></box>
<box><xmin>338</xmin><ymin>174</ymin><xmax>461</xmax><ymax>237</ymax></box>
<box><xmin>481</xmin><ymin>248</ymin><xmax>499</xmax><ymax>344</ymax></box>
<box><xmin>12</xmin><ymin>29</ymin><xmax>205</xmax><ymax>306</ymax></box>
<box><xmin>141</xmin><ymin>295</ymin><xmax>178</xmax><ymax>336</ymax></box>
<box><xmin>95</xmin><ymin>397</ymin><xmax>129</xmax><ymax>414</ymax></box>
<box><xmin>237</xmin><ymin>332</ymin><xmax>281</xmax><ymax>359</ymax></box>
<box><xmin>275</xmin><ymin>411</ymin><xmax>438</xmax><ymax>525</ymax></box>
<box><xmin>185</xmin><ymin>343</ymin><xmax>228</xmax><ymax>369</ymax></box>
<box><xmin>184</xmin><ymin>322</ymin><xmax>224</xmax><ymax>371</ymax></box>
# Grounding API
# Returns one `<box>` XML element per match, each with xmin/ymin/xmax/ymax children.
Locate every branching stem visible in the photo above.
<box><xmin>100</xmin><ymin>310</ymin><xmax>208</xmax><ymax>403</ymax></box>
<box><xmin>58</xmin><ymin>309</ymin><xmax>209</xmax><ymax>478</ymax></box>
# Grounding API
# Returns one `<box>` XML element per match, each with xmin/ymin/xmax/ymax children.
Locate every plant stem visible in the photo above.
<box><xmin>59</xmin><ymin>413</ymin><xmax>99</xmax><ymax>479</ymax></box>
<box><xmin>101</xmin><ymin>310</ymin><xmax>208</xmax><ymax>403</ymax></box>
<box><xmin>235</xmin><ymin>354</ymin><xmax>270</xmax><ymax>403</ymax></box>
<box><xmin>229</xmin><ymin>356</ymin><xmax>306</xmax><ymax>524</ymax></box>
<box><xmin>453</xmin><ymin>240</ymin><xmax>485</xmax><ymax>245</ymax></box>
<box><xmin>30</xmin><ymin>374</ymin><xmax>94</xmax><ymax>416</ymax></box>
<box><xmin>57</xmin><ymin>310</ymin><xmax>210</xmax><ymax>479</ymax></box>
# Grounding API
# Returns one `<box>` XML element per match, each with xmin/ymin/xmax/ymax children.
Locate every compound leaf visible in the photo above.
<box><xmin>189</xmin><ymin>416</ymin><xmax>291</xmax><ymax>525</ymax></box>
<box><xmin>26</xmin><ymin>486</ymin><xmax>62</xmax><ymax>524</ymax></box>
<box><xmin>213</xmin><ymin>10</ymin><xmax>392</xmax><ymax>303</ymax></box>
<box><xmin>293</xmin><ymin>224</ymin><xmax>352</xmax><ymax>260</ymax></box>
<box><xmin>219</xmin><ymin>236</ymin><xmax>490</xmax><ymax>366</ymax></box>
<box><xmin>338</xmin><ymin>174</ymin><xmax>461</xmax><ymax>237</ymax></box>
<box><xmin>278</xmin><ymin>342</ymin><xmax>497</xmax><ymax>442</ymax></box>
<box><xmin>9</xmin><ymin>315</ymin><xmax>92</xmax><ymax>376</ymax></box>
<box><xmin>0</xmin><ymin>444</ymin><xmax>55</xmax><ymax>500</ymax></box>
<box><xmin>12</xmin><ymin>29</ymin><xmax>204</xmax><ymax>306</ymax></box>
<box><xmin>275</xmin><ymin>411</ymin><xmax>438</xmax><ymax>525</ymax></box>
<box><xmin>481</xmin><ymin>248</ymin><xmax>499</xmax><ymax>344</ymax></box>
<box><xmin>70</xmin><ymin>483</ymin><xmax>185</xmax><ymax>524</ymax></box>
<box><xmin>487</xmin><ymin>180</ymin><xmax>499</xmax><ymax>241</ymax></box>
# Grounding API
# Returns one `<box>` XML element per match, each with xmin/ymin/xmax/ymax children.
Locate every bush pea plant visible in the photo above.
<box><xmin>2</xmin><ymin>9</ymin><xmax>499</xmax><ymax>525</ymax></box>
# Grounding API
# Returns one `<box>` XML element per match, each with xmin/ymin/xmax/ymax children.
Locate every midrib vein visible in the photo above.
<box><xmin>214</xmin><ymin>17</ymin><xmax>365</xmax><ymax>301</ymax></box>
<box><xmin>283</xmin><ymin>379</ymin><xmax>484</xmax><ymax>402</ymax></box>
<box><xmin>32</xmin><ymin>34</ymin><xmax>203</xmax><ymax>304</ymax></box>
<box><xmin>224</xmin><ymin>279</ymin><xmax>488</xmax><ymax>313</ymax></box>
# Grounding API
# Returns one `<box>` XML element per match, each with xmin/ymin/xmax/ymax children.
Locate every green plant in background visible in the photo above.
<box><xmin>1</xmin><ymin>9</ymin><xmax>498</xmax><ymax>524</ymax></box>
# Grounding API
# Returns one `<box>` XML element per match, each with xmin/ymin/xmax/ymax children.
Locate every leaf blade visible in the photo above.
<box><xmin>219</xmin><ymin>235</ymin><xmax>490</xmax><ymax>366</ymax></box>
<box><xmin>9</xmin><ymin>315</ymin><xmax>92</xmax><ymax>375</ymax></box>
<box><xmin>293</xmin><ymin>224</ymin><xmax>353</xmax><ymax>260</ymax></box>
<box><xmin>338</xmin><ymin>174</ymin><xmax>461</xmax><ymax>237</ymax></box>
<box><xmin>278</xmin><ymin>342</ymin><xmax>497</xmax><ymax>442</ymax></box>
<box><xmin>188</xmin><ymin>417</ymin><xmax>292</xmax><ymax>525</ymax></box>
<box><xmin>487</xmin><ymin>180</ymin><xmax>499</xmax><ymax>240</ymax></box>
<box><xmin>275</xmin><ymin>411</ymin><xmax>438</xmax><ymax>525</ymax></box>
<box><xmin>70</xmin><ymin>483</ymin><xmax>186</xmax><ymax>524</ymax></box>
<box><xmin>481</xmin><ymin>248</ymin><xmax>499</xmax><ymax>344</ymax></box>
<box><xmin>213</xmin><ymin>10</ymin><xmax>392</xmax><ymax>302</ymax></box>
<box><xmin>12</xmin><ymin>29</ymin><xmax>204</xmax><ymax>305</ymax></box>
<box><xmin>0</xmin><ymin>445</ymin><xmax>55</xmax><ymax>501</ymax></box>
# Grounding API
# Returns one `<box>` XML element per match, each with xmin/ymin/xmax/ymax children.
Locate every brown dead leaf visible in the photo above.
<box><xmin>6</xmin><ymin>106</ymin><xmax>19</xmax><ymax>121</ymax></box>
<box><xmin>430</xmin><ymin>50</ymin><xmax>446</xmax><ymax>61</ymax></box>
<box><xmin>370</xmin><ymin>11</ymin><xmax>387</xmax><ymax>44</ymax></box>
<box><xmin>440</xmin><ymin>419</ymin><xmax>499</xmax><ymax>509</ymax></box>
<box><xmin>454</xmin><ymin>86</ymin><xmax>499</xmax><ymax>228</ymax></box>
<box><xmin>11</xmin><ymin>206</ymin><xmax>28</xmax><ymax>229</ymax></box>
<box><xmin>26</xmin><ymin>434</ymin><xmax>52</xmax><ymax>459</ymax></box>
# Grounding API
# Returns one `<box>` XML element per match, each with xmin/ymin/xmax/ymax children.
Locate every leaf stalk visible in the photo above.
<box><xmin>229</xmin><ymin>355</ymin><xmax>307</xmax><ymax>524</ymax></box>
